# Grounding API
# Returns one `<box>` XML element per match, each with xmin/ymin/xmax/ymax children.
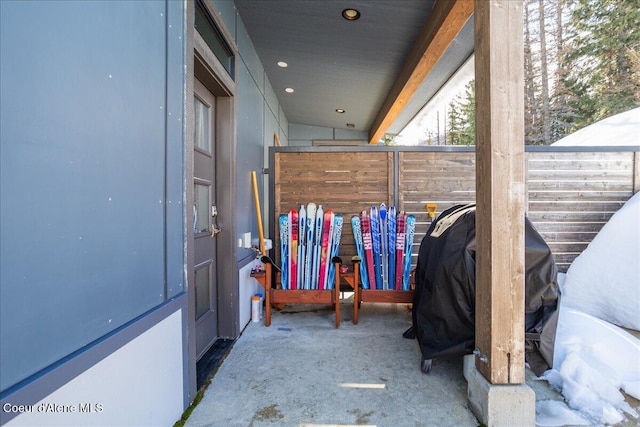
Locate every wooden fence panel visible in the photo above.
<box><xmin>274</xmin><ymin>151</ymin><xmax>392</xmax><ymax>265</ymax></box>
<box><xmin>271</xmin><ymin>148</ymin><xmax>637</xmax><ymax>275</ymax></box>
<box><xmin>525</xmin><ymin>151</ymin><xmax>636</xmax><ymax>271</ymax></box>
<box><xmin>398</xmin><ymin>151</ymin><xmax>476</xmax><ymax>269</ymax></box>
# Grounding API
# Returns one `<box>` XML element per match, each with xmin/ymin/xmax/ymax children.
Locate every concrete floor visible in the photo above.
<box><xmin>182</xmin><ymin>298</ymin><xmax>636</xmax><ymax>427</ymax></box>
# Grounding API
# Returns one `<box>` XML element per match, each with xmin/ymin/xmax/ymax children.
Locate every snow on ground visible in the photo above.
<box><xmin>536</xmin><ymin>109</ymin><xmax>640</xmax><ymax>426</ymax></box>
<box><xmin>538</xmin><ymin>299</ymin><xmax>640</xmax><ymax>426</ymax></box>
<box><xmin>552</xmin><ymin>108</ymin><xmax>640</xmax><ymax>147</ymax></box>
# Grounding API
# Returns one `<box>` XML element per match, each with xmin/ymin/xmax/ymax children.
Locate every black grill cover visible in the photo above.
<box><xmin>409</xmin><ymin>204</ymin><xmax>559</xmax><ymax>375</ymax></box>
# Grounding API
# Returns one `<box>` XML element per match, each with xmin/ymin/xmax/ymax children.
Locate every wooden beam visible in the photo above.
<box><xmin>368</xmin><ymin>0</ymin><xmax>473</xmax><ymax>144</ymax></box>
<box><xmin>474</xmin><ymin>0</ymin><xmax>526</xmax><ymax>384</ymax></box>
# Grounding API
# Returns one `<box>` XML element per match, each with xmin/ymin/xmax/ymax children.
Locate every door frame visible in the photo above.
<box><xmin>185</xmin><ymin>0</ymin><xmax>238</xmax><ymax>403</ymax></box>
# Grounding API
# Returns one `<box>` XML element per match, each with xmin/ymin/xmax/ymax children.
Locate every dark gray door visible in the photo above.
<box><xmin>193</xmin><ymin>78</ymin><xmax>218</xmax><ymax>359</ymax></box>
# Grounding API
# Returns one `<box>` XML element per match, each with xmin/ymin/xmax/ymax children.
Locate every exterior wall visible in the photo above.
<box><xmin>0</xmin><ymin>0</ymin><xmax>187</xmax><ymax>424</ymax></box>
<box><xmin>3</xmin><ymin>306</ymin><xmax>184</xmax><ymax>427</ymax></box>
<box><xmin>289</xmin><ymin>123</ymin><xmax>368</xmax><ymax>146</ymax></box>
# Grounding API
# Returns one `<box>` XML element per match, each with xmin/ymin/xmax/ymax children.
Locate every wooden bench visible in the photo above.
<box><xmin>251</xmin><ymin>256</ymin><xmax>343</xmax><ymax>328</ymax></box>
<box><xmin>339</xmin><ymin>258</ymin><xmax>414</xmax><ymax>325</ymax></box>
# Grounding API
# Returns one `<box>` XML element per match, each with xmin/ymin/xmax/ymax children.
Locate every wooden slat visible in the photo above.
<box><xmin>528</xmin><ymin>191</ymin><xmax>632</xmax><ymax>202</ymax></box>
<box><xmin>271</xmin><ymin>289</ymin><xmax>333</xmax><ymax>304</ymax></box>
<box><xmin>532</xmin><ymin>221</ymin><xmax>606</xmax><ymax>232</ymax></box>
<box><xmin>361</xmin><ymin>290</ymin><xmax>414</xmax><ymax>303</ymax></box>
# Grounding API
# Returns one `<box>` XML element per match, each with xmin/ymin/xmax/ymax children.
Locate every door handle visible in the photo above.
<box><xmin>211</xmin><ymin>227</ymin><xmax>221</xmax><ymax>237</ymax></box>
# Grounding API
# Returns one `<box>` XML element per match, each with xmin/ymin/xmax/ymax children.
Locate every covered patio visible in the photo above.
<box><xmin>181</xmin><ymin>301</ymin><xmax>578</xmax><ymax>426</ymax></box>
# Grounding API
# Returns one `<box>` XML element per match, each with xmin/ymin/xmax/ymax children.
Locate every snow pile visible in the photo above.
<box><xmin>540</xmin><ymin>302</ymin><xmax>640</xmax><ymax>425</ymax></box>
<box><xmin>552</xmin><ymin>108</ymin><xmax>640</xmax><ymax>147</ymax></box>
<box><xmin>562</xmin><ymin>192</ymin><xmax>640</xmax><ymax>330</ymax></box>
<box><xmin>536</xmin><ymin>400</ymin><xmax>590</xmax><ymax>426</ymax></box>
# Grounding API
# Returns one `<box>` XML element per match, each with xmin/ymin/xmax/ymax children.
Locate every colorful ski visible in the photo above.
<box><xmin>351</xmin><ymin>215</ymin><xmax>369</xmax><ymax>289</ymax></box>
<box><xmin>402</xmin><ymin>215</ymin><xmax>416</xmax><ymax>290</ymax></box>
<box><xmin>318</xmin><ymin>209</ymin><xmax>335</xmax><ymax>290</ymax></box>
<box><xmin>361</xmin><ymin>211</ymin><xmax>376</xmax><ymax>290</ymax></box>
<box><xmin>304</xmin><ymin>203</ymin><xmax>316</xmax><ymax>290</ymax></box>
<box><xmin>279</xmin><ymin>214</ymin><xmax>289</xmax><ymax>289</ymax></box>
<box><xmin>297</xmin><ymin>204</ymin><xmax>306</xmax><ymax>289</ymax></box>
<box><xmin>327</xmin><ymin>214</ymin><xmax>344</xmax><ymax>290</ymax></box>
<box><xmin>388</xmin><ymin>206</ymin><xmax>397</xmax><ymax>290</ymax></box>
<box><xmin>289</xmin><ymin>209</ymin><xmax>298</xmax><ymax>290</ymax></box>
<box><xmin>395</xmin><ymin>212</ymin><xmax>406</xmax><ymax>290</ymax></box>
<box><xmin>370</xmin><ymin>205</ymin><xmax>382</xmax><ymax>289</ymax></box>
<box><xmin>379</xmin><ymin>203</ymin><xmax>389</xmax><ymax>289</ymax></box>
<box><xmin>312</xmin><ymin>205</ymin><xmax>324</xmax><ymax>289</ymax></box>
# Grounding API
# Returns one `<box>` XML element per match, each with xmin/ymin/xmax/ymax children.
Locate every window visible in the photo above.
<box><xmin>195</xmin><ymin>0</ymin><xmax>235</xmax><ymax>80</ymax></box>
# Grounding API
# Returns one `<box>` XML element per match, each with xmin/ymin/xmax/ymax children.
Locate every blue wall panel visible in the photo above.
<box><xmin>0</xmin><ymin>0</ymin><xmax>182</xmax><ymax>392</ymax></box>
<box><xmin>235</xmin><ymin>60</ymin><xmax>265</xmax><ymax>263</ymax></box>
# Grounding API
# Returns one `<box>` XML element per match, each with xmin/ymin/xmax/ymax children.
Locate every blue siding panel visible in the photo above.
<box><xmin>0</xmin><ymin>0</ymin><xmax>182</xmax><ymax>392</ymax></box>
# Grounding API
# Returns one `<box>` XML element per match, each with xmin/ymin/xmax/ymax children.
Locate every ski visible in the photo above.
<box><xmin>361</xmin><ymin>211</ymin><xmax>376</xmax><ymax>290</ymax></box>
<box><xmin>312</xmin><ymin>204</ymin><xmax>324</xmax><ymax>289</ymax></box>
<box><xmin>327</xmin><ymin>214</ymin><xmax>344</xmax><ymax>290</ymax></box>
<box><xmin>279</xmin><ymin>214</ymin><xmax>289</xmax><ymax>289</ymax></box>
<box><xmin>318</xmin><ymin>209</ymin><xmax>335</xmax><ymax>290</ymax></box>
<box><xmin>304</xmin><ymin>203</ymin><xmax>316</xmax><ymax>290</ymax></box>
<box><xmin>379</xmin><ymin>203</ymin><xmax>389</xmax><ymax>289</ymax></box>
<box><xmin>388</xmin><ymin>205</ymin><xmax>397</xmax><ymax>290</ymax></box>
<box><xmin>351</xmin><ymin>215</ymin><xmax>369</xmax><ymax>289</ymax></box>
<box><xmin>289</xmin><ymin>209</ymin><xmax>298</xmax><ymax>290</ymax></box>
<box><xmin>370</xmin><ymin>205</ymin><xmax>382</xmax><ymax>289</ymax></box>
<box><xmin>395</xmin><ymin>212</ymin><xmax>406</xmax><ymax>290</ymax></box>
<box><xmin>402</xmin><ymin>215</ymin><xmax>416</xmax><ymax>290</ymax></box>
<box><xmin>297</xmin><ymin>204</ymin><xmax>306</xmax><ymax>289</ymax></box>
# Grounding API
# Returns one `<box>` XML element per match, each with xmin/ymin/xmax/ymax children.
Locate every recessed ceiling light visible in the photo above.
<box><xmin>342</xmin><ymin>8</ymin><xmax>360</xmax><ymax>21</ymax></box>
<box><xmin>285</xmin><ymin>87</ymin><xmax>294</xmax><ymax>93</ymax></box>
<box><xmin>336</xmin><ymin>109</ymin><xmax>346</xmax><ymax>113</ymax></box>
<box><xmin>277</xmin><ymin>61</ymin><xmax>288</xmax><ymax>68</ymax></box>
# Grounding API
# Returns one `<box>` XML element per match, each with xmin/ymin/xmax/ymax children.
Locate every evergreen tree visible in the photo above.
<box><xmin>447</xmin><ymin>96</ymin><xmax>465</xmax><ymax>145</ymax></box>
<box><xmin>524</xmin><ymin>0</ymin><xmax>540</xmax><ymax>144</ymax></box>
<box><xmin>459</xmin><ymin>81</ymin><xmax>476</xmax><ymax>146</ymax></box>
<box><xmin>446</xmin><ymin>81</ymin><xmax>475</xmax><ymax>146</ymax></box>
<box><xmin>563</xmin><ymin>0</ymin><xmax>640</xmax><ymax>129</ymax></box>
<box><xmin>549</xmin><ymin>0</ymin><xmax>576</xmax><ymax>142</ymax></box>
<box><xmin>538</xmin><ymin>0</ymin><xmax>551</xmax><ymax>144</ymax></box>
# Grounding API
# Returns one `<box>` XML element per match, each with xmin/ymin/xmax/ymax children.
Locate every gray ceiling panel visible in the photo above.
<box><xmin>235</xmin><ymin>0</ymin><xmax>475</xmax><ymax>137</ymax></box>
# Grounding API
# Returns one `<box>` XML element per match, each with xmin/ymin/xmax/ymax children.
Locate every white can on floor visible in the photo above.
<box><xmin>251</xmin><ymin>295</ymin><xmax>260</xmax><ymax>322</ymax></box>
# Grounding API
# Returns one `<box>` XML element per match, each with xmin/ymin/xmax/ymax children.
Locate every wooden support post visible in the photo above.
<box><xmin>264</xmin><ymin>262</ymin><xmax>272</xmax><ymax>326</ymax></box>
<box><xmin>334</xmin><ymin>264</ymin><xmax>341</xmax><ymax>328</ymax></box>
<box><xmin>474</xmin><ymin>0</ymin><xmax>526</xmax><ymax>384</ymax></box>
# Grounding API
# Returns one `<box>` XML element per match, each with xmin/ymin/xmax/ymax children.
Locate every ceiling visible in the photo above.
<box><xmin>234</xmin><ymin>0</ymin><xmax>475</xmax><ymax>142</ymax></box>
